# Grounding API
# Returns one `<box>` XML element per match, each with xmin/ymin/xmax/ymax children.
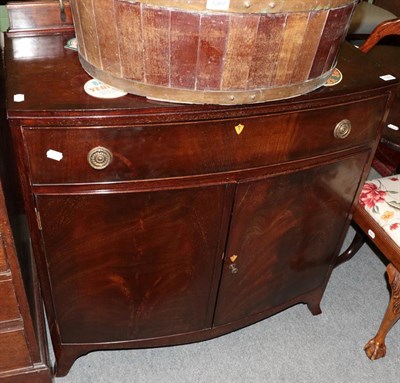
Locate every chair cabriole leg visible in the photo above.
<box><xmin>364</xmin><ymin>263</ymin><xmax>400</xmax><ymax>360</ymax></box>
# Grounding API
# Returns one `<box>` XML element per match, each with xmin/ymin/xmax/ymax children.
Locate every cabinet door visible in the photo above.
<box><xmin>35</xmin><ymin>184</ymin><xmax>231</xmax><ymax>343</ymax></box>
<box><xmin>214</xmin><ymin>153</ymin><xmax>368</xmax><ymax>326</ymax></box>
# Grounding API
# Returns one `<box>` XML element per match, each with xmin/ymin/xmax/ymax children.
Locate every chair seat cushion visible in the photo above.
<box><xmin>359</xmin><ymin>175</ymin><xmax>400</xmax><ymax>246</ymax></box>
<box><xmin>349</xmin><ymin>2</ymin><xmax>397</xmax><ymax>34</ymax></box>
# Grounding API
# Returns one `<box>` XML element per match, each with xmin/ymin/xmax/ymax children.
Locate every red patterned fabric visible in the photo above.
<box><xmin>359</xmin><ymin>175</ymin><xmax>400</xmax><ymax>246</ymax></box>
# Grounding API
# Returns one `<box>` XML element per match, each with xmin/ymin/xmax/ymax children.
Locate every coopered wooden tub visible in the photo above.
<box><xmin>70</xmin><ymin>0</ymin><xmax>358</xmax><ymax>104</ymax></box>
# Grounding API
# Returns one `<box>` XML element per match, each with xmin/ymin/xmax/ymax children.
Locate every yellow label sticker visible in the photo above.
<box><xmin>235</xmin><ymin>124</ymin><xmax>244</xmax><ymax>135</ymax></box>
<box><xmin>230</xmin><ymin>255</ymin><xmax>238</xmax><ymax>263</ymax></box>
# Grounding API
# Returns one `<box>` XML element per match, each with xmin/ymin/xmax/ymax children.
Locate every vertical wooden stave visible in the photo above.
<box><xmin>272</xmin><ymin>12</ymin><xmax>309</xmax><ymax>87</ymax></box>
<box><xmin>93</xmin><ymin>0</ymin><xmax>121</xmax><ymax>75</ymax></box>
<box><xmin>290</xmin><ymin>10</ymin><xmax>329</xmax><ymax>84</ymax></box>
<box><xmin>115</xmin><ymin>1</ymin><xmax>144</xmax><ymax>81</ymax></box>
<box><xmin>170</xmin><ymin>11</ymin><xmax>200</xmax><ymax>89</ymax></box>
<box><xmin>142</xmin><ymin>5</ymin><xmax>171</xmax><ymax>86</ymax></box>
<box><xmin>323</xmin><ymin>3</ymin><xmax>356</xmax><ymax>72</ymax></box>
<box><xmin>75</xmin><ymin>0</ymin><xmax>101</xmax><ymax>69</ymax></box>
<box><xmin>308</xmin><ymin>6</ymin><xmax>346</xmax><ymax>79</ymax></box>
<box><xmin>70</xmin><ymin>0</ymin><xmax>87</xmax><ymax>60</ymax></box>
<box><xmin>196</xmin><ymin>14</ymin><xmax>229</xmax><ymax>91</ymax></box>
<box><xmin>221</xmin><ymin>14</ymin><xmax>260</xmax><ymax>91</ymax></box>
<box><xmin>247</xmin><ymin>14</ymin><xmax>287</xmax><ymax>89</ymax></box>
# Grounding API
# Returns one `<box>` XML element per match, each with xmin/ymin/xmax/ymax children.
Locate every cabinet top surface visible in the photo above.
<box><xmin>4</xmin><ymin>32</ymin><xmax>398</xmax><ymax>121</ymax></box>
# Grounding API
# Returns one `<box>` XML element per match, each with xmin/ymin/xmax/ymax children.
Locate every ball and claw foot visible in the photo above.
<box><xmin>364</xmin><ymin>338</ymin><xmax>386</xmax><ymax>360</ymax></box>
<box><xmin>363</xmin><ymin>264</ymin><xmax>400</xmax><ymax>361</ymax></box>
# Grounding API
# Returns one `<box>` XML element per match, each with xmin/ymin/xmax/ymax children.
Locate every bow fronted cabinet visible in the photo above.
<box><xmin>2</xmin><ymin>0</ymin><xmax>399</xmax><ymax>377</ymax></box>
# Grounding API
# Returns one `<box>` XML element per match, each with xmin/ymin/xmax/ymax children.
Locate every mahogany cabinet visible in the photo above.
<box><xmin>3</xmin><ymin>27</ymin><xmax>398</xmax><ymax>376</ymax></box>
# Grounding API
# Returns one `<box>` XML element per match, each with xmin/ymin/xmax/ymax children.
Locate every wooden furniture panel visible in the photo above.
<box><xmin>35</xmin><ymin>184</ymin><xmax>232</xmax><ymax>343</ymax></box>
<box><xmin>0</xmin><ymin>17</ymin><xmax>52</xmax><ymax>378</ymax></box>
<box><xmin>0</xmin><ymin>180</ymin><xmax>53</xmax><ymax>382</ymax></box>
<box><xmin>7</xmin><ymin>0</ymin><xmax>73</xmax><ymax>35</ymax></box>
<box><xmin>0</xmin><ymin>280</ymin><xmax>21</xmax><ymax>322</ymax></box>
<box><xmin>3</xmin><ymin>27</ymin><xmax>398</xmax><ymax>377</ymax></box>
<box><xmin>0</xmin><ymin>330</ymin><xmax>32</xmax><ymax>371</ymax></box>
<box><xmin>214</xmin><ymin>153</ymin><xmax>368</xmax><ymax>325</ymax></box>
<box><xmin>0</xmin><ymin>238</ymin><xmax>8</xmax><ymax>272</ymax></box>
<box><xmin>22</xmin><ymin>97</ymin><xmax>384</xmax><ymax>185</ymax></box>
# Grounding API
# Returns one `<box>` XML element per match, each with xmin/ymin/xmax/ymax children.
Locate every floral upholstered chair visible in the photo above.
<box><xmin>336</xmin><ymin>17</ymin><xmax>400</xmax><ymax>361</ymax></box>
<box><xmin>340</xmin><ymin>175</ymin><xmax>400</xmax><ymax>361</ymax></box>
<box><xmin>359</xmin><ymin>176</ymin><xmax>400</xmax><ymax>244</ymax></box>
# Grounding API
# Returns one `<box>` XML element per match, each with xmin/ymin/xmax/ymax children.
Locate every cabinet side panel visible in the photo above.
<box><xmin>0</xmin><ymin>235</ymin><xmax>8</xmax><ymax>272</ymax></box>
<box><xmin>0</xmin><ymin>330</ymin><xmax>32</xmax><ymax>370</ymax></box>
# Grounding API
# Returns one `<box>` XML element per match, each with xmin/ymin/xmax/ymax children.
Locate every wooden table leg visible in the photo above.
<box><xmin>364</xmin><ymin>263</ymin><xmax>400</xmax><ymax>360</ymax></box>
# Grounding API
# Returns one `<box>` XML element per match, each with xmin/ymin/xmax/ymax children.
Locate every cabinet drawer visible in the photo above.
<box><xmin>0</xmin><ymin>330</ymin><xmax>32</xmax><ymax>370</ymax></box>
<box><xmin>22</xmin><ymin>97</ymin><xmax>385</xmax><ymax>185</ymax></box>
<box><xmin>0</xmin><ymin>280</ymin><xmax>21</xmax><ymax>322</ymax></box>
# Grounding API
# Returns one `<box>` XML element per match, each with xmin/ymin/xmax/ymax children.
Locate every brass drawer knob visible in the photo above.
<box><xmin>333</xmin><ymin>119</ymin><xmax>352</xmax><ymax>139</ymax></box>
<box><xmin>87</xmin><ymin>146</ymin><xmax>113</xmax><ymax>170</ymax></box>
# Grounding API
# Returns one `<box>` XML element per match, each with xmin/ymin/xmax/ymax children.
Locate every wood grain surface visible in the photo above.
<box><xmin>67</xmin><ymin>0</ymin><xmax>357</xmax><ymax>103</ymax></box>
